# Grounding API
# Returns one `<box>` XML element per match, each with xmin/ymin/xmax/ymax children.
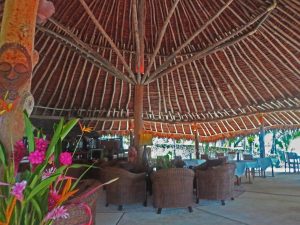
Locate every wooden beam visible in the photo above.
<box><xmin>146</xmin><ymin>0</ymin><xmax>277</xmax><ymax>84</ymax></box>
<box><xmin>30</xmin><ymin>114</ymin><xmax>133</xmax><ymax>121</ymax></box>
<box><xmin>79</xmin><ymin>0</ymin><xmax>136</xmax><ymax>83</ymax></box>
<box><xmin>132</xmin><ymin>0</ymin><xmax>141</xmax><ymax>80</ymax></box>
<box><xmin>37</xmin><ymin>25</ymin><xmax>134</xmax><ymax>84</ymax></box>
<box><xmin>132</xmin><ymin>0</ymin><xmax>145</xmax><ymax>83</ymax></box>
<box><xmin>48</xmin><ymin>18</ymin><xmax>135</xmax><ymax>84</ymax></box>
<box><xmin>146</xmin><ymin>0</ymin><xmax>234</xmax><ymax>82</ymax></box>
<box><xmin>143</xmin><ymin>106</ymin><xmax>300</xmax><ymax>124</ymax></box>
<box><xmin>146</xmin><ymin>5</ymin><xmax>274</xmax><ymax>84</ymax></box>
<box><xmin>142</xmin><ymin>0</ymin><xmax>180</xmax><ymax>83</ymax></box>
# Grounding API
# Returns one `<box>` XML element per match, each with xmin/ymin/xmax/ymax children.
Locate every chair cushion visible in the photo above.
<box><xmin>195</xmin><ymin>159</ymin><xmax>224</xmax><ymax>170</ymax></box>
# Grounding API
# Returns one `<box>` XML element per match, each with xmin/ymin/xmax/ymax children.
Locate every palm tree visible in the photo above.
<box><xmin>276</xmin><ymin>130</ymin><xmax>300</xmax><ymax>151</ymax></box>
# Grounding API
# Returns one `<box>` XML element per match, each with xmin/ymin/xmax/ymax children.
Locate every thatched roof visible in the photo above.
<box><xmin>4</xmin><ymin>0</ymin><xmax>300</xmax><ymax>141</ymax></box>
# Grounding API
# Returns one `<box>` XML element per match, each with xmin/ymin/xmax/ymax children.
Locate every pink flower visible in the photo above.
<box><xmin>48</xmin><ymin>190</ymin><xmax>61</xmax><ymax>211</ymax></box>
<box><xmin>45</xmin><ymin>206</ymin><xmax>69</xmax><ymax>221</ymax></box>
<box><xmin>59</xmin><ymin>152</ymin><xmax>72</xmax><ymax>166</ymax></box>
<box><xmin>11</xmin><ymin>180</ymin><xmax>27</xmax><ymax>201</ymax></box>
<box><xmin>34</xmin><ymin>138</ymin><xmax>49</xmax><ymax>153</ymax></box>
<box><xmin>42</xmin><ymin>167</ymin><xmax>56</xmax><ymax>180</ymax></box>
<box><xmin>28</xmin><ymin>150</ymin><xmax>45</xmax><ymax>165</ymax></box>
<box><xmin>13</xmin><ymin>140</ymin><xmax>27</xmax><ymax>175</ymax></box>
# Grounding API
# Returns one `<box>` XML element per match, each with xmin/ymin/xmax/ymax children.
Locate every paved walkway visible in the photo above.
<box><xmin>96</xmin><ymin>171</ymin><xmax>300</xmax><ymax>225</ymax></box>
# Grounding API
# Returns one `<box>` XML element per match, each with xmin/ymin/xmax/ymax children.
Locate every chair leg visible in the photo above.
<box><xmin>188</xmin><ymin>206</ymin><xmax>193</xmax><ymax>213</ymax></box>
<box><xmin>118</xmin><ymin>205</ymin><xmax>123</xmax><ymax>211</ymax></box>
<box><xmin>157</xmin><ymin>208</ymin><xmax>162</xmax><ymax>214</ymax></box>
<box><xmin>143</xmin><ymin>200</ymin><xmax>147</xmax><ymax>207</ymax></box>
<box><xmin>221</xmin><ymin>200</ymin><xmax>225</xmax><ymax>206</ymax></box>
<box><xmin>105</xmin><ymin>203</ymin><xmax>109</xmax><ymax>207</ymax></box>
<box><xmin>196</xmin><ymin>198</ymin><xmax>200</xmax><ymax>204</ymax></box>
<box><xmin>231</xmin><ymin>197</ymin><xmax>234</xmax><ymax>200</ymax></box>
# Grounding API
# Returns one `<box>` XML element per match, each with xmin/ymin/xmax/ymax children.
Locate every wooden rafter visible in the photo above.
<box><xmin>142</xmin><ymin>0</ymin><xmax>180</xmax><ymax>82</ymax></box>
<box><xmin>144</xmin><ymin>0</ymin><xmax>234</xmax><ymax>83</ymax></box>
<box><xmin>78</xmin><ymin>0</ymin><xmax>136</xmax><ymax>83</ymax></box>
<box><xmin>37</xmin><ymin>25</ymin><xmax>134</xmax><ymax>84</ymax></box>
<box><xmin>146</xmin><ymin>0</ymin><xmax>277</xmax><ymax>84</ymax></box>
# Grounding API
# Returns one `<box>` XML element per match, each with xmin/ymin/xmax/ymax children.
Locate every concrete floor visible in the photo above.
<box><xmin>95</xmin><ymin>170</ymin><xmax>300</xmax><ymax>225</ymax></box>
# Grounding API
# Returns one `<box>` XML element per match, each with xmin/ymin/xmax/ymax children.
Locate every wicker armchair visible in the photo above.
<box><xmin>195</xmin><ymin>163</ymin><xmax>236</xmax><ymax>205</ymax></box>
<box><xmin>102</xmin><ymin>167</ymin><xmax>147</xmax><ymax>210</ymax></box>
<box><xmin>151</xmin><ymin>168</ymin><xmax>194</xmax><ymax>214</ymax></box>
<box><xmin>53</xmin><ymin>179</ymin><xmax>101</xmax><ymax>225</ymax></box>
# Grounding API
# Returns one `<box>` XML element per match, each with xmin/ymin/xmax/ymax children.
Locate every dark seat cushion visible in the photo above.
<box><xmin>195</xmin><ymin>159</ymin><xmax>224</xmax><ymax>170</ymax></box>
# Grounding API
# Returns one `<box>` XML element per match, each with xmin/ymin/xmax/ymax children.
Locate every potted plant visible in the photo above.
<box><xmin>0</xmin><ymin>113</ymin><xmax>116</xmax><ymax>225</ymax></box>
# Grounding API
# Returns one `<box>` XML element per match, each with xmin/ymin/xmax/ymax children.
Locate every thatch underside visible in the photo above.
<box><xmin>2</xmin><ymin>0</ymin><xmax>300</xmax><ymax>141</ymax></box>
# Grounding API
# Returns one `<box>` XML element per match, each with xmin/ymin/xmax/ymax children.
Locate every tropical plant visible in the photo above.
<box><xmin>0</xmin><ymin>113</ymin><xmax>113</xmax><ymax>225</ymax></box>
<box><xmin>247</xmin><ymin>135</ymin><xmax>255</xmax><ymax>153</ymax></box>
<box><xmin>156</xmin><ymin>151</ymin><xmax>173</xmax><ymax>169</ymax></box>
<box><xmin>275</xmin><ymin>129</ymin><xmax>300</xmax><ymax>151</ymax></box>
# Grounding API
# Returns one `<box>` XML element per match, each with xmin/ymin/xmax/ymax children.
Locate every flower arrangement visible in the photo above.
<box><xmin>0</xmin><ymin>113</ymin><xmax>114</xmax><ymax>225</ymax></box>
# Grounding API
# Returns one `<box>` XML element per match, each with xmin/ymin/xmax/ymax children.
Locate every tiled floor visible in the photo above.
<box><xmin>96</xmin><ymin>170</ymin><xmax>300</xmax><ymax>225</ymax></box>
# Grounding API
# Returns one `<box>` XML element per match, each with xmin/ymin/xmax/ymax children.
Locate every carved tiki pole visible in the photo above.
<box><xmin>0</xmin><ymin>0</ymin><xmax>39</xmax><ymax>155</ymax></box>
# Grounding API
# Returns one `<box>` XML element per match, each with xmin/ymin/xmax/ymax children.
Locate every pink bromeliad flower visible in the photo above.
<box><xmin>11</xmin><ymin>180</ymin><xmax>27</xmax><ymax>201</ymax></box>
<box><xmin>45</xmin><ymin>206</ymin><xmax>69</xmax><ymax>221</ymax></box>
<box><xmin>35</xmin><ymin>138</ymin><xmax>49</xmax><ymax>153</ymax></box>
<box><xmin>28</xmin><ymin>150</ymin><xmax>45</xmax><ymax>165</ymax></box>
<box><xmin>59</xmin><ymin>152</ymin><xmax>72</xmax><ymax>166</ymax></box>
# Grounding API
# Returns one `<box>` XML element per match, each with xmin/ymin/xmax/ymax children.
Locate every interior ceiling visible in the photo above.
<box><xmin>3</xmin><ymin>0</ymin><xmax>300</xmax><ymax>141</ymax></box>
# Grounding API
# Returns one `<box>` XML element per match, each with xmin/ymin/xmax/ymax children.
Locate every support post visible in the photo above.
<box><xmin>259</xmin><ymin>120</ymin><xmax>265</xmax><ymax>158</ymax></box>
<box><xmin>133</xmin><ymin>84</ymin><xmax>144</xmax><ymax>161</ymax></box>
<box><xmin>0</xmin><ymin>0</ymin><xmax>40</xmax><ymax>155</ymax></box>
<box><xmin>195</xmin><ymin>132</ymin><xmax>200</xmax><ymax>159</ymax></box>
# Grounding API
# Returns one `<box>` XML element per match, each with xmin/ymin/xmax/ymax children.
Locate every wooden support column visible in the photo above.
<box><xmin>259</xmin><ymin>124</ymin><xmax>265</xmax><ymax>158</ymax></box>
<box><xmin>195</xmin><ymin>132</ymin><xmax>200</xmax><ymax>159</ymax></box>
<box><xmin>258</xmin><ymin>114</ymin><xmax>265</xmax><ymax>158</ymax></box>
<box><xmin>132</xmin><ymin>0</ymin><xmax>145</xmax><ymax>163</ymax></box>
<box><xmin>134</xmin><ymin>84</ymin><xmax>144</xmax><ymax>160</ymax></box>
<box><xmin>0</xmin><ymin>0</ymin><xmax>39</xmax><ymax>156</ymax></box>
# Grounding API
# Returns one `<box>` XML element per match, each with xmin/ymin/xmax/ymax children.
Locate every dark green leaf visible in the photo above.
<box><xmin>45</xmin><ymin>118</ymin><xmax>64</xmax><ymax>160</ymax></box>
<box><xmin>0</xmin><ymin>143</ymin><xmax>7</xmax><ymax>166</ymax></box>
<box><xmin>61</xmin><ymin>118</ymin><xmax>79</xmax><ymax>140</ymax></box>
<box><xmin>24</xmin><ymin>112</ymin><xmax>35</xmax><ymax>152</ymax></box>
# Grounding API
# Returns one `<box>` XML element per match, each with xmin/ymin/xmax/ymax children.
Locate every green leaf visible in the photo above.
<box><xmin>54</xmin><ymin>140</ymin><xmax>62</xmax><ymax>167</ymax></box>
<box><xmin>45</xmin><ymin>118</ymin><xmax>64</xmax><ymax>160</ymax></box>
<box><xmin>0</xmin><ymin>143</ymin><xmax>7</xmax><ymax>166</ymax></box>
<box><xmin>24</xmin><ymin>112</ymin><xmax>35</xmax><ymax>152</ymax></box>
<box><xmin>26</xmin><ymin>174</ymin><xmax>59</xmax><ymax>201</ymax></box>
<box><xmin>61</xmin><ymin>118</ymin><xmax>79</xmax><ymax>140</ymax></box>
<box><xmin>30</xmin><ymin>197</ymin><xmax>43</xmax><ymax>222</ymax></box>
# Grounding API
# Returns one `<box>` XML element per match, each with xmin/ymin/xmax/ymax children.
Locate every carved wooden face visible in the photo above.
<box><xmin>0</xmin><ymin>43</ymin><xmax>32</xmax><ymax>100</ymax></box>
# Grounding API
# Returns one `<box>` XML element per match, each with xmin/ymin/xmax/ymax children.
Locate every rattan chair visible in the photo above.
<box><xmin>101</xmin><ymin>167</ymin><xmax>147</xmax><ymax>210</ymax></box>
<box><xmin>53</xmin><ymin>179</ymin><xmax>101</xmax><ymax>225</ymax></box>
<box><xmin>151</xmin><ymin>168</ymin><xmax>194</xmax><ymax>214</ymax></box>
<box><xmin>195</xmin><ymin>163</ymin><xmax>236</xmax><ymax>205</ymax></box>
